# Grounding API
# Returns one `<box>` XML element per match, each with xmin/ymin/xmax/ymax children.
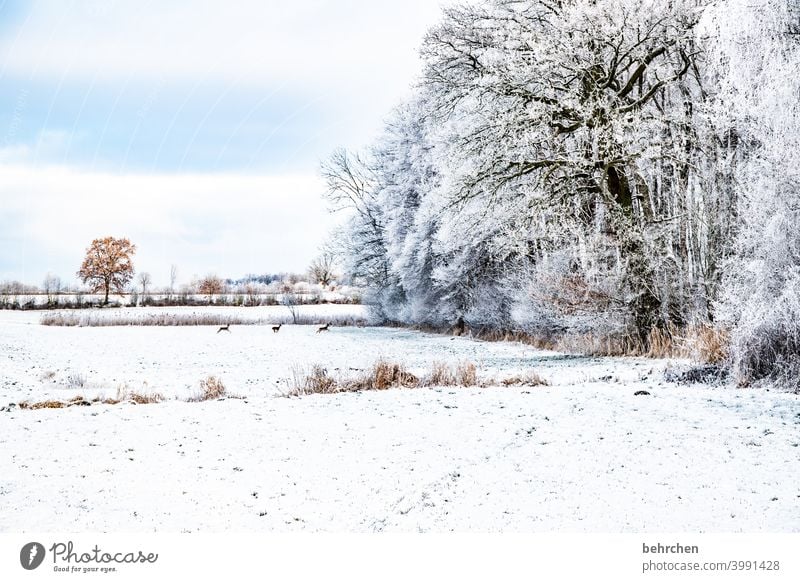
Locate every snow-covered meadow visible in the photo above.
<box><xmin>0</xmin><ymin>306</ymin><xmax>798</xmax><ymax>532</ymax></box>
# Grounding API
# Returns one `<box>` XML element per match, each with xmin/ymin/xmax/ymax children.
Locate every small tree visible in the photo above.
<box><xmin>77</xmin><ymin>237</ymin><xmax>136</xmax><ymax>305</ymax></box>
<box><xmin>308</xmin><ymin>252</ymin><xmax>336</xmax><ymax>288</ymax></box>
<box><xmin>169</xmin><ymin>264</ymin><xmax>178</xmax><ymax>300</ymax></box>
<box><xmin>138</xmin><ymin>272</ymin><xmax>152</xmax><ymax>304</ymax></box>
<box><xmin>244</xmin><ymin>283</ymin><xmax>260</xmax><ymax>306</ymax></box>
<box><xmin>198</xmin><ymin>275</ymin><xmax>224</xmax><ymax>303</ymax></box>
<box><xmin>280</xmin><ymin>282</ymin><xmax>301</xmax><ymax>323</ymax></box>
<box><xmin>42</xmin><ymin>273</ymin><xmax>61</xmax><ymax>306</ymax></box>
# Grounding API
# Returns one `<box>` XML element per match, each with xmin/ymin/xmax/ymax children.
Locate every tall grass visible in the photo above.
<box><xmin>468</xmin><ymin>323</ymin><xmax>729</xmax><ymax>363</ymax></box>
<box><xmin>283</xmin><ymin>360</ymin><xmax>549</xmax><ymax>396</ymax></box>
<box><xmin>40</xmin><ymin>311</ymin><xmax>367</xmax><ymax>328</ymax></box>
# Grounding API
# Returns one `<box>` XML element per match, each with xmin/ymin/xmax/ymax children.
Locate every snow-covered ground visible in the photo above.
<box><xmin>0</xmin><ymin>307</ymin><xmax>798</xmax><ymax>532</ymax></box>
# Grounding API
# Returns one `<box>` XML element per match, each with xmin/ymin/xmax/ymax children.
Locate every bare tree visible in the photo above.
<box><xmin>308</xmin><ymin>252</ymin><xmax>336</xmax><ymax>287</ymax></box>
<box><xmin>280</xmin><ymin>282</ymin><xmax>301</xmax><ymax>324</ymax></box>
<box><xmin>321</xmin><ymin>148</ymin><xmax>389</xmax><ymax>286</ymax></box>
<box><xmin>42</xmin><ymin>273</ymin><xmax>61</xmax><ymax>306</ymax></box>
<box><xmin>169</xmin><ymin>264</ymin><xmax>178</xmax><ymax>299</ymax></box>
<box><xmin>138</xmin><ymin>272</ymin><xmax>152</xmax><ymax>304</ymax></box>
<box><xmin>244</xmin><ymin>283</ymin><xmax>260</xmax><ymax>306</ymax></box>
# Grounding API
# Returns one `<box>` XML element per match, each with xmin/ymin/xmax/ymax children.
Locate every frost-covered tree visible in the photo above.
<box><xmin>419</xmin><ymin>0</ymin><xmax>710</xmax><ymax>343</ymax></box>
<box><xmin>704</xmin><ymin>0</ymin><xmax>800</xmax><ymax>388</ymax></box>
<box><xmin>325</xmin><ymin>0</ymin><xmax>800</xmax><ymax>376</ymax></box>
<box><xmin>321</xmin><ymin>149</ymin><xmax>387</xmax><ymax>289</ymax></box>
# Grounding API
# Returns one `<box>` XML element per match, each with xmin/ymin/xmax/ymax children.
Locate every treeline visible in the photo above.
<box><xmin>0</xmin><ymin>275</ymin><xmax>360</xmax><ymax>310</ymax></box>
<box><xmin>324</xmin><ymin>0</ymin><xmax>800</xmax><ymax>389</ymax></box>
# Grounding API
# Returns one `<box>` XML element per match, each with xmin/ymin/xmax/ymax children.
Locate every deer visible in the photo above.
<box><xmin>216</xmin><ymin>324</ymin><xmax>231</xmax><ymax>333</ymax></box>
<box><xmin>316</xmin><ymin>322</ymin><xmax>330</xmax><ymax>334</ymax></box>
<box><xmin>272</xmin><ymin>323</ymin><xmax>282</xmax><ymax>333</ymax></box>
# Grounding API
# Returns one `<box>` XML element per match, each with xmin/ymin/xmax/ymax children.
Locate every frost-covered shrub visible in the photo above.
<box><xmin>509</xmin><ymin>251</ymin><xmax>626</xmax><ymax>342</ymax></box>
<box><xmin>727</xmin><ymin>278</ymin><xmax>800</xmax><ymax>391</ymax></box>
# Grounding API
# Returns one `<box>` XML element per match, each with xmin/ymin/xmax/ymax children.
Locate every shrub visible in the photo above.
<box><xmin>426</xmin><ymin>361</ymin><xmax>455</xmax><ymax>386</ymax></box>
<box><xmin>65</xmin><ymin>372</ymin><xmax>87</xmax><ymax>389</ymax></box>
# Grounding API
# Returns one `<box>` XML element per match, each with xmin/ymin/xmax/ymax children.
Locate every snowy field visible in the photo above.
<box><xmin>0</xmin><ymin>306</ymin><xmax>798</xmax><ymax>532</ymax></box>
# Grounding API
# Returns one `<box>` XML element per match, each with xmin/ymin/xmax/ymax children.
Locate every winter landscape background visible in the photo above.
<box><xmin>1</xmin><ymin>0</ymin><xmax>799</xmax><ymax>534</ymax></box>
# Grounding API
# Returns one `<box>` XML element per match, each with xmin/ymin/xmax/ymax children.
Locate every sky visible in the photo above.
<box><xmin>0</xmin><ymin>0</ymin><xmax>445</xmax><ymax>286</ymax></box>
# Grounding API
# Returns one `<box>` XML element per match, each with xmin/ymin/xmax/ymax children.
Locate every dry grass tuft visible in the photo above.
<box><xmin>500</xmin><ymin>370</ymin><xmax>550</xmax><ymax>387</ymax></box>
<box><xmin>426</xmin><ymin>361</ymin><xmax>454</xmax><ymax>386</ymax></box>
<box><xmin>688</xmin><ymin>324</ymin><xmax>730</xmax><ymax>364</ymax></box>
<box><xmin>286</xmin><ymin>364</ymin><xmax>337</xmax><ymax>396</ymax></box>
<box><xmin>285</xmin><ymin>360</ymin><xmax>487</xmax><ymax>396</ymax></box>
<box><xmin>424</xmin><ymin>360</ymin><xmax>479</xmax><ymax>387</ymax></box>
<box><xmin>126</xmin><ymin>392</ymin><xmax>166</xmax><ymax>404</ymax></box>
<box><xmin>114</xmin><ymin>385</ymin><xmax>166</xmax><ymax>404</ymax></box>
<box><xmin>188</xmin><ymin>376</ymin><xmax>227</xmax><ymax>402</ymax></box>
<box><xmin>300</xmin><ymin>365</ymin><xmax>338</xmax><ymax>394</ymax></box>
<box><xmin>284</xmin><ymin>359</ymin><xmax>558</xmax><ymax>397</ymax></box>
<box><xmin>369</xmin><ymin>360</ymin><xmax>418</xmax><ymax>390</ymax></box>
<box><xmin>455</xmin><ymin>361</ymin><xmax>478</xmax><ymax>386</ymax></box>
<box><xmin>287</xmin><ymin>361</ymin><xmax>420</xmax><ymax>396</ymax></box>
<box><xmin>18</xmin><ymin>399</ymin><xmax>67</xmax><ymax>410</ymax></box>
<box><xmin>16</xmin><ymin>388</ymin><xmax>165</xmax><ymax>410</ymax></box>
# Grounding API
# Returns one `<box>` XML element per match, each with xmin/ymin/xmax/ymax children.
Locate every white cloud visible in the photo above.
<box><xmin>0</xmin><ymin>163</ymin><xmax>338</xmax><ymax>285</ymax></box>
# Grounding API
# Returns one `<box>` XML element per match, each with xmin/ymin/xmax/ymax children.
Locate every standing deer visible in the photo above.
<box><xmin>272</xmin><ymin>323</ymin><xmax>282</xmax><ymax>333</ymax></box>
<box><xmin>217</xmin><ymin>324</ymin><xmax>231</xmax><ymax>333</ymax></box>
<box><xmin>316</xmin><ymin>323</ymin><xmax>330</xmax><ymax>334</ymax></box>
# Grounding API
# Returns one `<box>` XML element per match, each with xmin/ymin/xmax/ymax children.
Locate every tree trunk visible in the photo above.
<box><xmin>621</xmin><ymin>229</ymin><xmax>663</xmax><ymax>348</ymax></box>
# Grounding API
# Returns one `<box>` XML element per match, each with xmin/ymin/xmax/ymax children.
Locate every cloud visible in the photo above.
<box><xmin>0</xmin><ymin>2</ymin><xmax>446</xmax><ymax>172</ymax></box>
<box><xmin>0</xmin><ymin>162</ymin><xmax>337</xmax><ymax>285</ymax></box>
<box><xmin>0</xmin><ymin>2</ymin><xmax>441</xmax><ymax>285</ymax></box>
<box><xmin>0</xmin><ymin>1</ymin><xmax>442</xmax><ymax>96</ymax></box>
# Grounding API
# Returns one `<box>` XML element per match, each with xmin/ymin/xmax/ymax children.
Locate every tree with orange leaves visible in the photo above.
<box><xmin>77</xmin><ymin>237</ymin><xmax>137</xmax><ymax>305</ymax></box>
